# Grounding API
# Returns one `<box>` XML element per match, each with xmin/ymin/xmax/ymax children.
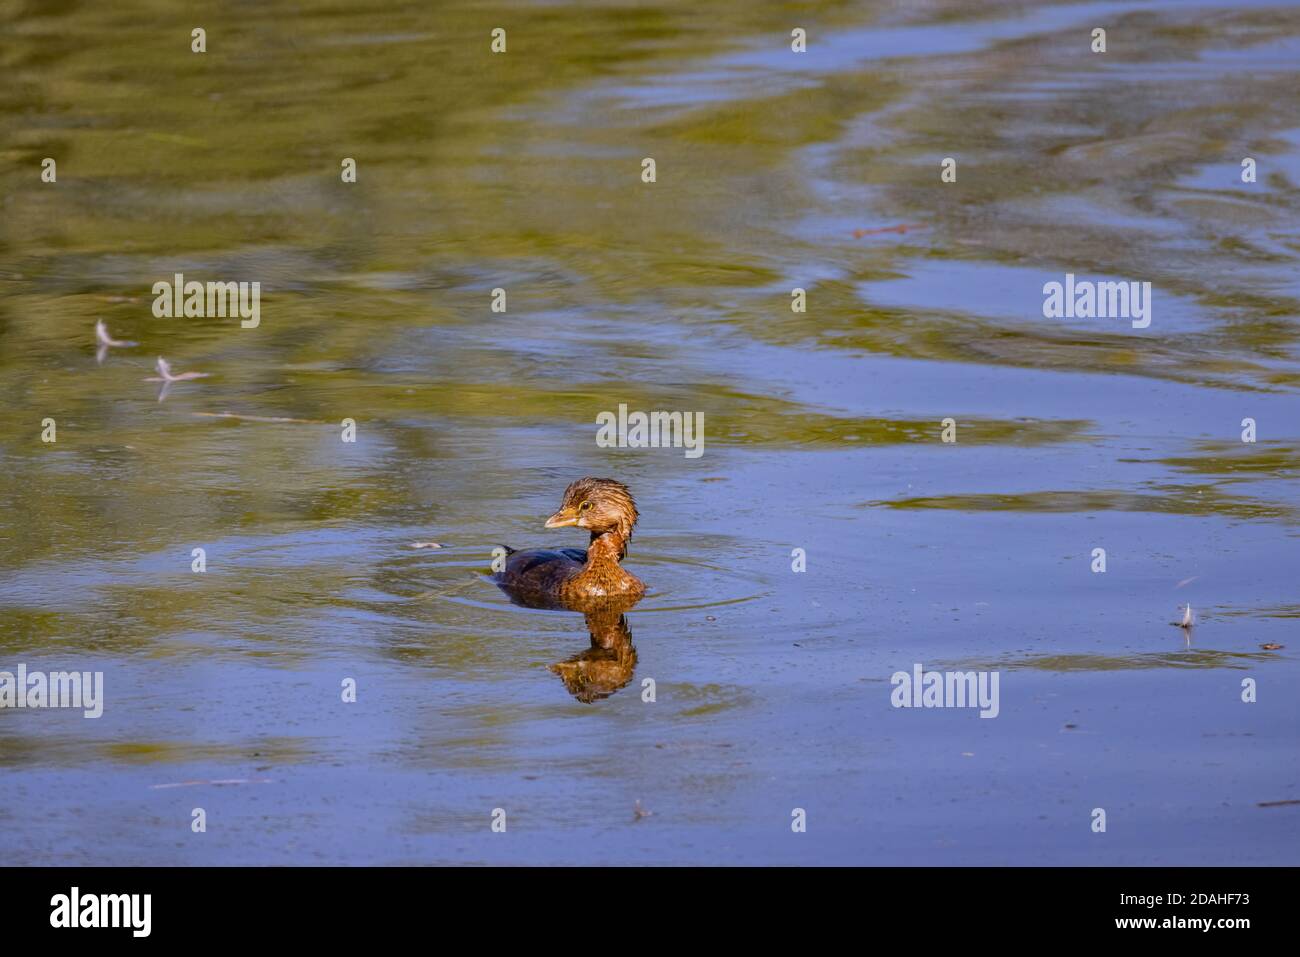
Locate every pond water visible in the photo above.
<box><xmin>1</xmin><ymin>0</ymin><xmax>1297</xmax><ymax>864</ymax></box>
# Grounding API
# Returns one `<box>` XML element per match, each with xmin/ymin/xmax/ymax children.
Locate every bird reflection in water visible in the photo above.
<box><xmin>548</xmin><ymin>597</ymin><xmax>639</xmax><ymax>703</ymax></box>
<box><xmin>497</xmin><ymin>588</ymin><xmax>642</xmax><ymax>704</ymax></box>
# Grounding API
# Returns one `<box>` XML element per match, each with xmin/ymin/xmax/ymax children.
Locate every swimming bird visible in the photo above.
<box><xmin>494</xmin><ymin>477</ymin><xmax>646</xmax><ymax>605</ymax></box>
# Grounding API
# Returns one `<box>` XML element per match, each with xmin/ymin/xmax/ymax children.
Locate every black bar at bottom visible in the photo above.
<box><xmin>0</xmin><ymin>866</ymin><xmax>1280</xmax><ymax>941</ymax></box>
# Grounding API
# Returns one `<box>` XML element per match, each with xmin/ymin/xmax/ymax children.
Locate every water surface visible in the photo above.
<box><xmin>1</xmin><ymin>0</ymin><xmax>1298</xmax><ymax>864</ymax></box>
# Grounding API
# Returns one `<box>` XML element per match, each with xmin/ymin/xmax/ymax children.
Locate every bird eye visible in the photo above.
<box><xmin>579</xmin><ymin>501</ymin><xmax>592</xmax><ymax>511</ymax></box>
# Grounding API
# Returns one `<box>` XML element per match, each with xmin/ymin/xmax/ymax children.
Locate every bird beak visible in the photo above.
<box><xmin>544</xmin><ymin>509</ymin><xmax>577</xmax><ymax>529</ymax></box>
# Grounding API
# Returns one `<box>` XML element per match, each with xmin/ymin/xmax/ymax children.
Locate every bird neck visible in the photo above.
<box><xmin>587</xmin><ymin>528</ymin><xmax>629</xmax><ymax>567</ymax></box>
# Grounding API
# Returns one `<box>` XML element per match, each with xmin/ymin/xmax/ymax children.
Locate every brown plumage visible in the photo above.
<box><xmin>494</xmin><ymin>477</ymin><xmax>646</xmax><ymax>605</ymax></box>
